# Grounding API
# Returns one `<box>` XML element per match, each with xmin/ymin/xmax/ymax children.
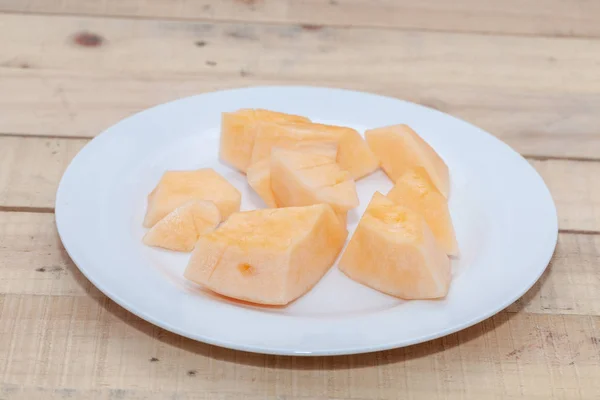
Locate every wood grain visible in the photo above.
<box><xmin>1</xmin><ymin>137</ymin><xmax>598</xmax><ymax>231</ymax></box>
<box><xmin>2</xmin><ymin>13</ymin><xmax>599</xmax><ymax>92</ymax></box>
<box><xmin>1</xmin><ymin>13</ymin><xmax>600</xmax><ymax>158</ymax></box>
<box><xmin>1</xmin><ymin>3</ymin><xmax>599</xmax><ymax>398</ymax></box>
<box><xmin>0</xmin><ymin>292</ymin><xmax>599</xmax><ymax>399</ymax></box>
<box><xmin>0</xmin><ymin>137</ymin><xmax>87</xmax><ymax>210</ymax></box>
<box><xmin>531</xmin><ymin>159</ymin><xmax>600</xmax><ymax>233</ymax></box>
<box><xmin>0</xmin><ymin>0</ymin><xmax>599</xmax><ymax>38</ymax></box>
<box><xmin>0</xmin><ymin>212</ymin><xmax>598</xmax><ymax>317</ymax></box>
<box><xmin>2</xmin><ymin>69</ymin><xmax>600</xmax><ymax>162</ymax></box>
<box><xmin>2</xmin><ymin>70</ymin><xmax>600</xmax><ymax>160</ymax></box>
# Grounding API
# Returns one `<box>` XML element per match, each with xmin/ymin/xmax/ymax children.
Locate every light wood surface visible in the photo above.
<box><xmin>2</xmin><ymin>13</ymin><xmax>600</xmax><ymax>159</ymax></box>
<box><xmin>1</xmin><ymin>2</ymin><xmax>599</xmax><ymax>399</ymax></box>
<box><xmin>1</xmin><ymin>0</ymin><xmax>599</xmax><ymax>38</ymax></box>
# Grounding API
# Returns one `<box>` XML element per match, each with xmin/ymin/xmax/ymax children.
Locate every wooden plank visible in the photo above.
<box><xmin>1</xmin><ymin>13</ymin><xmax>600</xmax><ymax>157</ymax></box>
<box><xmin>507</xmin><ymin>232</ymin><xmax>600</xmax><ymax>316</ymax></box>
<box><xmin>0</xmin><ymin>293</ymin><xmax>599</xmax><ymax>399</ymax></box>
<box><xmin>0</xmin><ymin>212</ymin><xmax>102</xmax><ymax>299</ymax></box>
<box><xmin>0</xmin><ymin>0</ymin><xmax>599</xmax><ymax>38</ymax></box>
<box><xmin>1</xmin><ymin>137</ymin><xmax>599</xmax><ymax>231</ymax></box>
<box><xmin>2</xmin><ymin>70</ymin><xmax>600</xmax><ymax>160</ymax></box>
<box><xmin>2</xmin><ymin>13</ymin><xmax>600</xmax><ymax>93</ymax></box>
<box><xmin>531</xmin><ymin>159</ymin><xmax>600</xmax><ymax>233</ymax></box>
<box><xmin>0</xmin><ymin>211</ymin><xmax>599</xmax><ymax>317</ymax></box>
<box><xmin>0</xmin><ymin>137</ymin><xmax>87</xmax><ymax>210</ymax></box>
<box><xmin>0</xmin><ymin>386</ymin><xmax>273</xmax><ymax>400</ymax></box>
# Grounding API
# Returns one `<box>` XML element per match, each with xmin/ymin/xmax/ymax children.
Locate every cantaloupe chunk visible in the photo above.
<box><xmin>387</xmin><ymin>168</ymin><xmax>458</xmax><ymax>255</ymax></box>
<box><xmin>143</xmin><ymin>169</ymin><xmax>241</xmax><ymax>228</ymax></box>
<box><xmin>220</xmin><ymin>109</ymin><xmax>310</xmax><ymax>173</ymax></box>
<box><xmin>270</xmin><ymin>148</ymin><xmax>359</xmax><ymax>213</ymax></box>
<box><xmin>251</xmin><ymin>121</ymin><xmax>379</xmax><ymax>180</ymax></box>
<box><xmin>184</xmin><ymin>204</ymin><xmax>348</xmax><ymax>305</ymax></box>
<box><xmin>339</xmin><ymin>192</ymin><xmax>451</xmax><ymax>299</ymax></box>
<box><xmin>143</xmin><ymin>200</ymin><xmax>221</xmax><ymax>252</ymax></box>
<box><xmin>246</xmin><ymin>143</ymin><xmax>338</xmax><ymax>208</ymax></box>
<box><xmin>246</xmin><ymin>159</ymin><xmax>279</xmax><ymax>208</ymax></box>
<box><xmin>365</xmin><ymin>124</ymin><xmax>450</xmax><ymax>198</ymax></box>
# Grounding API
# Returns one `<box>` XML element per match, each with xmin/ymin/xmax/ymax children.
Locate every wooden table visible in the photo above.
<box><xmin>1</xmin><ymin>1</ymin><xmax>600</xmax><ymax>399</ymax></box>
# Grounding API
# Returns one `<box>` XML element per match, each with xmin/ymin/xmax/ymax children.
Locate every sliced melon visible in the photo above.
<box><xmin>246</xmin><ymin>142</ymin><xmax>338</xmax><ymax>208</ymax></box>
<box><xmin>387</xmin><ymin>168</ymin><xmax>458</xmax><ymax>255</ymax></box>
<box><xmin>246</xmin><ymin>159</ymin><xmax>279</xmax><ymax>208</ymax></box>
<box><xmin>220</xmin><ymin>109</ymin><xmax>309</xmax><ymax>173</ymax></box>
<box><xmin>143</xmin><ymin>200</ymin><xmax>221</xmax><ymax>252</ymax></box>
<box><xmin>143</xmin><ymin>169</ymin><xmax>241</xmax><ymax>227</ymax></box>
<box><xmin>251</xmin><ymin>121</ymin><xmax>379</xmax><ymax>179</ymax></box>
<box><xmin>366</xmin><ymin>124</ymin><xmax>450</xmax><ymax>198</ymax></box>
<box><xmin>184</xmin><ymin>204</ymin><xmax>348</xmax><ymax>305</ymax></box>
<box><xmin>270</xmin><ymin>148</ymin><xmax>359</xmax><ymax>213</ymax></box>
<box><xmin>339</xmin><ymin>192</ymin><xmax>451</xmax><ymax>299</ymax></box>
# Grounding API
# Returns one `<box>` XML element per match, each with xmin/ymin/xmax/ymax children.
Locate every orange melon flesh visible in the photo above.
<box><xmin>246</xmin><ymin>143</ymin><xmax>338</xmax><ymax>208</ymax></box>
<box><xmin>365</xmin><ymin>124</ymin><xmax>450</xmax><ymax>198</ymax></box>
<box><xmin>270</xmin><ymin>148</ymin><xmax>359</xmax><ymax>213</ymax></box>
<box><xmin>387</xmin><ymin>168</ymin><xmax>458</xmax><ymax>256</ymax></box>
<box><xmin>184</xmin><ymin>204</ymin><xmax>348</xmax><ymax>305</ymax></box>
<box><xmin>220</xmin><ymin>109</ymin><xmax>310</xmax><ymax>173</ymax></box>
<box><xmin>143</xmin><ymin>169</ymin><xmax>241</xmax><ymax>228</ymax></box>
<box><xmin>251</xmin><ymin>121</ymin><xmax>379</xmax><ymax>180</ymax></box>
<box><xmin>143</xmin><ymin>200</ymin><xmax>221</xmax><ymax>252</ymax></box>
<box><xmin>339</xmin><ymin>192</ymin><xmax>451</xmax><ymax>299</ymax></box>
<box><xmin>246</xmin><ymin>159</ymin><xmax>278</xmax><ymax>208</ymax></box>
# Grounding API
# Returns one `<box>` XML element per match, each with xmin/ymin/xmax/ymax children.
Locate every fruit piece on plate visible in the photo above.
<box><xmin>387</xmin><ymin>168</ymin><xmax>458</xmax><ymax>256</ymax></box>
<box><xmin>246</xmin><ymin>142</ymin><xmax>338</xmax><ymax>208</ymax></box>
<box><xmin>246</xmin><ymin>159</ymin><xmax>278</xmax><ymax>208</ymax></box>
<box><xmin>143</xmin><ymin>169</ymin><xmax>241</xmax><ymax>228</ymax></box>
<box><xmin>270</xmin><ymin>147</ymin><xmax>359</xmax><ymax>213</ymax></box>
<box><xmin>365</xmin><ymin>124</ymin><xmax>450</xmax><ymax>198</ymax></box>
<box><xmin>184</xmin><ymin>204</ymin><xmax>348</xmax><ymax>305</ymax></box>
<box><xmin>251</xmin><ymin>121</ymin><xmax>379</xmax><ymax>179</ymax></box>
<box><xmin>143</xmin><ymin>200</ymin><xmax>221</xmax><ymax>252</ymax></box>
<box><xmin>220</xmin><ymin>109</ymin><xmax>310</xmax><ymax>173</ymax></box>
<box><xmin>338</xmin><ymin>192</ymin><xmax>451</xmax><ymax>299</ymax></box>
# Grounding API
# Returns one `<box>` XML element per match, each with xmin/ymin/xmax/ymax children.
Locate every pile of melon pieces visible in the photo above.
<box><xmin>143</xmin><ymin>109</ymin><xmax>458</xmax><ymax>305</ymax></box>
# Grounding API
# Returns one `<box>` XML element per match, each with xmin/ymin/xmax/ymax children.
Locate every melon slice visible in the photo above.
<box><xmin>143</xmin><ymin>200</ymin><xmax>221</xmax><ymax>252</ymax></box>
<box><xmin>246</xmin><ymin>143</ymin><xmax>338</xmax><ymax>208</ymax></box>
<box><xmin>365</xmin><ymin>124</ymin><xmax>450</xmax><ymax>198</ymax></box>
<box><xmin>220</xmin><ymin>109</ymin><xmax>310</xmax><ymax>173</ymax></box>
<box><xmin>246</xmin><ymin>159</ymin><xmax>279</xmax><ymax>208</ymax></box>
<box><xmin>184</xmin><ymin>204</ymin><xmax>348</xmax><ymax>305</ymax></box>
<box><xmin>270</xmin><ymin>148</ymin><xmax>359</xmax><ymax>213</ymax></box>
<box><xmin>143</xmin><ymin>169</ymin><xmax>241</xmax><ymax>228</ymax></box>
<box><xmin>387</xmin><ymin>168</ymin><xmax>458</xmax><ymax>255</ymax></box>
<box><xmin>251</xmin><ymin>121</ymin><xmax>379</xmax><ymax>179</ymax></box>
<box><xmin>339</xmin><ymin>192</ymin><xmax>451</xmax><ymax>299</ymax></box>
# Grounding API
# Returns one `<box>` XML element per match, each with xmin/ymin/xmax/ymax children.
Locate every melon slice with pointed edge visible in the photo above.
<box><xmin>143</xmin><ymin>200</ymin><xmax>221</xmax><ymax>252</ymax></box>
<box><xmin>144</xmin><ymin>169</ymin><xmax>240</xmax><ymax>228</ymax></box>
<box><xmin>220</xmin><ymin>109</ymin><xmax>310</xmax><ymax>173</ymax></box>
<box><xmin>184</xmin><ymin>204</ymin><xmax>348</xmax><ymax>305</ymax></box>
<box><xmin>270</xmin><ymin>148</ymin><xmax>359</xmax><ymax>214</ymax></box>
<box><xmin>251</xmin><ymin>121</ymin><xmax>378</xmax><ymax>180</ymax></box>
<box><xmin>366</xmin><ymin>124</ymin><xmax>450</xmax><ymax>198</ymax></box>
<box><xmin>339</xmin><ymin>192</ymin><xmax>451</xmax><ymax>299</ymax></box>
<box><xmin>387</xmin><ymin>168</ymin><xmax>458</xmax><ymax>255</ymax></box>
<box><xmin>246</xmin><ymin>142</ymin><xmax>338</xmax><ymax>208</ymax></box>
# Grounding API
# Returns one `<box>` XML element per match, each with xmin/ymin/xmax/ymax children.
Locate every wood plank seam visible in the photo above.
<box><xmin>1</xmin><ymin>133</ymin><xmax>600</xmax><ymax>164</ymax></box>
<box><xmin>0</xmin><ymin>9</ymin><xmax>598</xmax><ymax>40</ymax></box>
<box><xmin>0</xmin><ymin>206</ymin><xmax>55</xmax><ymax>214</ymax></box>
<box><xmin>523</xmin><ymin>155</ymin><xmax>600</xmax><ymax>163</ymax></box>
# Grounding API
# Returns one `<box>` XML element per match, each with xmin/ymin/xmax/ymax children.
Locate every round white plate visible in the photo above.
<box><xmin>56</xmin><ymin>86</ymin><xmax>558</xmax><ymax>356</ymax></box>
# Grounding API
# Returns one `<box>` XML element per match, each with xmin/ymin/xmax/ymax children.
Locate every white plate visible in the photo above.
<box><xmin>56</xmin><ymin>86</ymin><xmax>558</xmax><ymax>356</ymax></box>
